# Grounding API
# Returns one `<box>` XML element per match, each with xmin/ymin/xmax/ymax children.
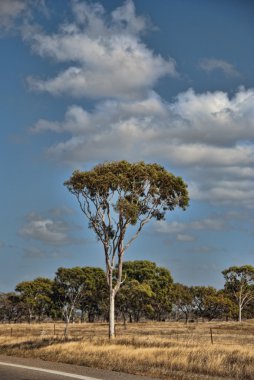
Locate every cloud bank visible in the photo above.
<box><xmin>24</xmin><ymin>1</ymin><xmax>254</xmax><ymax>208</ymax></box>
<box><xmin>33</xmin><ymin>87</ymin><xmax>254</xmax><ymax>206</ymax></box>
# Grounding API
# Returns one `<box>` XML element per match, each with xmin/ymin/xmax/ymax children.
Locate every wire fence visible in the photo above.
<box><xmin>0</xmin><ymin>322</ymin><xmax>254</xmax><ymax>346</ymax></box>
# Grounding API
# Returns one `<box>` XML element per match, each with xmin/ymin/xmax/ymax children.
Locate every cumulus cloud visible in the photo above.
<box><xmin>19</xmin><ymin>212</ymin><xmax>83</xmax><ymax>245</ymax></box>
<box><xmin>32</xmin><ymin>87</ymin><xmax>254</xmax><ymax>157</ymax></box>
<box><xmin>199</xmin><ymin>58</ymin><xmax>240</xmax><ymax>77</ymax></box>
<box><xmin>25</xmin><ymin>0</ymin><xmax>177</xmax><ymax>99</ymax></box>
<box><xmin>31</xmin><ymin>87</ymin><xmax>254</xmax><ymax>206</ymax></box>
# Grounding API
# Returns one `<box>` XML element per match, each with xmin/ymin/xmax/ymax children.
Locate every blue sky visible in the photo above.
<box><xmin>1</xmin><ymin>0</ymin><xmax>254</xmax><ymax>291</ymax></box>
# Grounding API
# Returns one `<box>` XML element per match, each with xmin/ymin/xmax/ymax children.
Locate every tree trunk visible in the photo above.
<box><xmin>106</xmin><ymin>244</ymin><xmax>124</xmax><ymax>339</ymax></box>
<box><xmin>122</xmin><ymin>312</ymin><xmax>127</xmax><ymax>329</ymax></box>
<box><xmin>80</xmin><ymin>309</ymin><xmax>85</xmax><ymax>323</ymax></box>
<box><xmin>28</xmin><ymin>309</ymin><xmax>32</xmax><ymax>324</ymax></box>
<box><xmin>64</xmin><ymin>316</ymin><xmax>70</xmax><ymax>336</ymax></box>
<box><xmin>88</xmin><ymin>312</ymin><xmax>95</xmax><ymax>323</ymax></box>
<box><xmin>109</xmin><ymin>290</ymin><xmax>115</xmax><ymax>338</ymax></box>
<box><xmin>238</xmin><ymin>301</ymin><xmax>242</xmax><ymax>322</ymax></box>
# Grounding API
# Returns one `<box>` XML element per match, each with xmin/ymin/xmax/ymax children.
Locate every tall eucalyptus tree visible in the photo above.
<box><xmin>65</xmin><ymin>160</ymin><xmax>189</xmax><ymax>338</ymax></box>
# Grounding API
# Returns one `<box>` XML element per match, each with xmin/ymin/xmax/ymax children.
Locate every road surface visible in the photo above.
<box><xmin>0</xmin><ymin>355</ymin><xmax>159</xmax><ymax>380</ymax></box>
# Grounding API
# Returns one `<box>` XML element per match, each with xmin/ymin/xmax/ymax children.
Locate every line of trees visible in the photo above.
<box><xmin>1</xmin><ymin>261</ymin><xmax>254</xmax><ymax>329</ymax></box>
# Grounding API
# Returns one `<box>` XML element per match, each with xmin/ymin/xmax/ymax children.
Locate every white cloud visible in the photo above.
<box><xmin>199</xmin><ymin>58</ymin><xmax>240</xmax><ymax>77</ymax></box>
<box><xmin>155</xmin><ymin>217</ymin><xmax>226</xmax><ymax>236</ymax></box>
<box><xmin>49</xmin><ymin>206</ymin><xmax>75</xmax><ymax>217</ymax></box>
<box><xmin>25</xmin><ymin>0</ymin><xmax>177</xmax><ymax>99</ymax></box>
<box><xmin>0</xmin><ymin>0</ymin><xmax>47</xmax><ymax>30</ymax></box>
<box><xmin>194</xmin><ymin>180</ymin><xmax>254</xmax><ymax>206</ymax></box>
<box><xmin>23</xmin><ymin>246</ymin><xmax>71</xmax><ymax>259</ymax></box>
<box><xmin>189</xmin><ymin>218</ymin><xmax>226</xmax><ymax>231</ymax></box>
<box><xmin>168</xmin><ymin>87</ymin><xmax>254</xmax><ymax>146</ymax></box>
<box><xmin>23</xmin><ymin>246</ymin><xmax>46</xmax><ymax>258</ymax></box>
<box><xmin>33</xmin><ymin>88</ymin><xmax>254</xmax><ymax>159</ymax></box>
<box><xmin>155</xmin><ymin>221</ymin><xmax>185</xmax><ymax>234</ymax></box>
<box><xmin>24</xmin><ymin>2</ymin><xmax>254</xmax><ymax>208</ymax></box>
<box><xmin>31</xmin><ymin>87</ymin><xmax>254</xmax><ymax>206</ymax></box>
<box><xmin>177</xmin><ymin>234</ymin><xmax>196</xmax><ymax>242</ymax></box>
<box><xmin>19</xmin><ymin>212</ymin><xmax>83</xmax><ymax>245</ymax></box>
<box><xmin>19</xmin><ymin>218</ymin><xmax>69</xmax><ymax>244</ymax></box>
<box><xmin>192</xmin><ymin>246</ymin><xmax>214</xmax><ymax>254</ymax></box>
<box><xmin>0</xmin><ymin>0</ymin><xmax>27</xmax><ymax>28</ymax></box>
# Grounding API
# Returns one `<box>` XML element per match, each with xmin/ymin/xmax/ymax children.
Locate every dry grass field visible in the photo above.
<box><xmin>0</xmin><ymin>321</ymin><xmax>254</xmax><ymax>379</ymax></box>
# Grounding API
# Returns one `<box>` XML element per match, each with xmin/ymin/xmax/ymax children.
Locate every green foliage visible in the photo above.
<box><xmin>222</xmin><ymin>265</ymin><xmax>254</xmax><ymax>321</ymax></box>
<box><xmin>53</xmin><ymin>267</ymin><xmax>88</xmax><ymax>322</ymax></box>
<box><xmin>64</xmin><ymin>160</ymin><xmax>189</xmax><ymax>261</ymax></box>
<box><xmin>203</xmin><ymin>291</ymin><xmax>237</xmax><ymax>320</ymax></box>
<box><xmin>78</xmin><ymin>267</ymin><xmax>108</xmax><ymax>322</ymax></box>
<box><xmin>116</xmin><ymin>279</ymin><xmax>154</xmax><ymax>322</ymax></box>
<box><xmin>64</xmin><ymin>161</ymin><xmax>189</xmax><ymax>231</ymax></box>
<box><xmin>0</xmin><ymin>292</ymin><xmax>24</xmax><ymax>323</ymax></box>
<box><xmin>15</xmin><ymin>278</ymin><xmax>53</xmax><ymax>322</ymax></box>
<box><xmin>171</xmin><ymin>283</ymin><xmax>194</xmax><ymax>322</ymax></box>
<box><xmin>191</xmin><ymin>286</ymin><xmax>217</xmax><ymax>319</ymax></box>
<box><xmin>121</xmin><ymin>260</ymin><xmax>173</xmax><ymax>283</ymax></box>
<box><xmin>53</xmin><ymin>266</ymin><xmax>107</xmax><ymax>323</ymax></box>
<box><xmin>117</xmin><ymin>261</ymin><xmax>173</xmax><ymax>321</ymax></box>
<box><xmin>222</xmin><ymin>265</ymin><xmax>254</xmax><ymax>290</ymax></box>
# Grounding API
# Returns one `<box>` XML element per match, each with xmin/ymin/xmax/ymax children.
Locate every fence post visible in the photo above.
<box><xmin>10</xmin><ymin>327</ymin><xmax>13</xmax><ymax>337</ymax></box>
<box><xmin>53</xmin><ymin>324</ymin><xmax>56</xmax><ymax>336</ymax></box>
<box><xmin>210</xmin><ymin>328</ymin><xmax>213</xmax><ymax>344</ymax></box>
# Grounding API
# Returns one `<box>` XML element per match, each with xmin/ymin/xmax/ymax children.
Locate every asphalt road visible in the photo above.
<box><xmin>0</xmin><ymin>355</ymin><xmax>159</xmax><ymax>380</ymax></box>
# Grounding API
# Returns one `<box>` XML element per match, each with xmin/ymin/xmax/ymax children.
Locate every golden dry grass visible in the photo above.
<box><xmin>0</xmin><ymin>321</ymin><xmax>254</xmax><ymax>379</ymax></box>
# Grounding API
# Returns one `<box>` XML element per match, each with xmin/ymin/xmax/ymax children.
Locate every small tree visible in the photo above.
<box><xmin>53</xmin><ymin>267</ymin><xmax>87</xmax><ymax>335</ymax></box>
<box><xmin>191</xmin><ymin>286</ymin><xmax>217</xmax><ymax>321</ymax></box>
<box><xmin>0</xmin><ymin>293</ymin><xmax>21</xmax><ymax>323</ymax></box>
<box><xmin>171</xmin><ymin>283</ymin><xmax>194</xmax><ymax>323</ymax></box>
<box><xmin>222</xmin><ymin>265</ymin><xmax>254</xmax><ymax>322</ymax></box>
<box><xmin>15</xmin><ymin>278</ymin><xmax>53</xmax><ymax>323</ymax></box>
<box><xmin>65</xmin><ymin>160</ymin><xmax>189</xmax><ymax>338</ymax></box>
<box><xmin>203</xmin><ymin>291</ymin><xmax>236</xmax><ymax>321</ymax></box>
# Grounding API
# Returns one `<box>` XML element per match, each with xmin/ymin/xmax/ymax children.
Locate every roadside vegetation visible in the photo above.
<box><xmin>0</xmin><ymin>321</ymin><xmax>254</xmax><ymax>379</ymax></box>
<box><xmin>1</xmin><ymin>258</ymin><xmax>254</xmax><ymax>378</ymax></box>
